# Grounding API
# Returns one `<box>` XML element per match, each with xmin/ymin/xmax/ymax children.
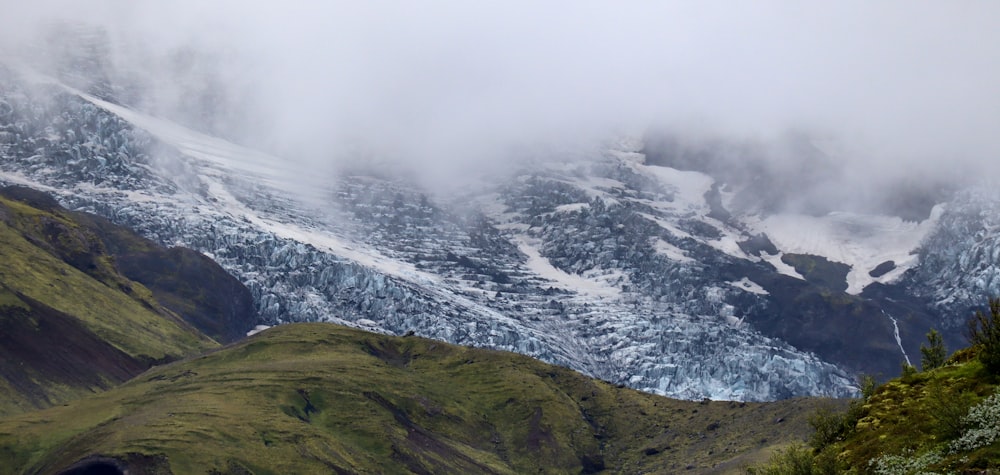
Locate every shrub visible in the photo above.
<box><xmin>809</xmin><ymin>401</ymin><xmax>865</xmax><ymax>450</ymax></box>
<box><xmin>745</xmin><ymin>444</ymin><xmax>839</xmax><ymax>475</ymax></box>
<box><xmin>859</xmin><ymin>373</ymin><xmax>880</xmax><ymax>400</ymax></box>
<box><xmin>967</xmin><ymin>298</ymin><xmax>1000</xmax><ymax>375</ymax></box>
<box><xmin>809</xmin><ymin>407</ymin><xmax>847</xmax><ymax>450</ymax></box>
<box><xmin>920</xmin><ymin>329</ymin><xmax>947</xmax><ymax>371</ymax></box>
<box><xmin>901</xmin><ymin>362</ymin><xmax>918</xmax><ymax>379</ymax></box>
<box><xmin>925</xmin><ymin>385</ymin><xmax>976</xmax><ymax>440</ymax></box>
<box><xmin>949</xmin><ymin>389</ymin><xmax>1000</xmax><ymax>454</ymax></box>
<box><xmin>868</xmin><ymin>449</ymin><xmax>943</xmax><ymax>475</ymax></box>
<box><xmin>808</xmin><ymin>374</ymin><xmax>876</xmax><ymax>450</ymax></box>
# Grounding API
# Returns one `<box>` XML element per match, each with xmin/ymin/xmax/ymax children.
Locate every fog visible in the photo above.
<box><xmin>3</xmin><ymin>1</ymin><xmax>1000</xmax><ymax>201</ymax></box>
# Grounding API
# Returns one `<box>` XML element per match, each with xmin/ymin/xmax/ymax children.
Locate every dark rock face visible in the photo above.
<box><xmin>115</xmin><ymin>247</ymin><xmax>257</xmax><ymax>343</ymax></box>
<box><xmin>0</xmin><ymin>185</ymin><xmax>62</xmax><ymax>211</ymax></box>
<box><xmin>58</xmin><ymin>454</ymin><xmax>172</xmax><ymax>475</ymax></box>
<box><xmin>738</xmin><ymin>233</ymin><xmax>779</xmax><ymax>257</ymax></box>
<box><xmin>869</xmin><ymin>260</ymin><xmax>896</xmax><ymax>278</ymax></box>
<box><xmin>75</xmin><ymin>211</ymin><xmax>257</xmax><ymax>343</ymax></box>
<box><xmin>0</xmin><ymin>290</ymin><xmax>146</xmax><ymax>411</ymax></box>
<box><xmin>59</xmin><ymin>460</ymin><xmax>126</xmax><ymax>475</ymax></box>
<box><xmin>780</xmin><ymin>254</ymin><xmax>852</xmax><ymax>293</ymax></box>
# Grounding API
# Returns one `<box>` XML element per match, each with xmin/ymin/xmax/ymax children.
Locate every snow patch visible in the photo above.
<box><xmin>0</xmin><ymin>170</ymin><xmax>62</xmax><ymax>192</ymax></box>
<box><xmin>68</xmin><ymin>86</ymin><xmax>330</xmax><ymax>202</ymax></box>
<box><xmin>751</xmin><ymin>209</ymin><xmax>943</xmax><ymax>294</ymax></box>
<box><xmin>514</xmin><ymin>236</ymin><xmax>621</xmax><ymax>298</ymax></box>
<box><xmin>707</xmin><ymin>231</ymin><xmax>755</xmax><ymax>261</ymax></box>
<box><xmin>247</xmin><ymin>325</ymin><xmax>272</xmax><ymax>337</ymax></box>
<box><xmin>641</xmin><ymin>164</ymin><xmax>714</xmax><ymax>214</ymax></box>
<box><xmin>640</xmin><ymin>213</ymin><xmax>693</xmax><ymax>240</ymax></box>
<box><xmin>554</xmin><ymin>202</ymin><xmax>589</xmax><ymax>213</ymax></box>
<box><xmin>653</xmin><ymin>238</ymin><xmax>694</xmax><ymax>263</ymax></box>
<box><xmin>556</xmin><ymin>176</ymin><xmax>625</xmax><ymax>203</ymax></box>
<box><xmin>729</xmin><ymin>278</ymin><xmax>769</xmax><ymax>296</ymax></box>
<box><xmin>761</xmin><ymin>253</ymin><xmax>805</xmax><ymax>280</ymax></box>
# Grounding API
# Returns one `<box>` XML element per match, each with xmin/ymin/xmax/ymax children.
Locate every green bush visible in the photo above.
<box><xmin>925</xmin><ymin>384</ymin><xmax>977</xmax><ymax>440</ymax></box>
<box><xmin>808</xmin><ymin>407</ymin><xmax>845</xmax><ymax>450</ymax></box>
<box><xmin>859</xmin><ymin>373</ymin><xmax>879</xmax><ymax>400</ymax></box>
<box><xmin>900</xmin><ymin>362</ymin><xmax>918</xmax><ymax>380</ymax></box>
<box><xmin>949</xmin><ymin>388</ymin><xmax>1000</xmax><ymax>453</ymax></box>
<box><xmin>808</xmin><ymin>403</ymin><xmax>864</xmax><ymax>450</ymax></box>
<box><xmin>968</xmin><ymin>298</ymin><xmax>1000</xmax><ymax>375</ymax></box>
<box><xmin>745</xmin><ymin>444</ymin><xmax>840</xmax><ymax>475</ymax></box>
<box><xmin>920</xmin><ymin>328</ymin><xmax>947</xmax><ymax>371</ymax></box>
<box><xmin>808</xmin><ymin>374</ymin><xmax>876</xmax><ymax>450</ymax></box>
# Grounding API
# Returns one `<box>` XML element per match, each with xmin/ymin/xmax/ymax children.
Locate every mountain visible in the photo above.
<box><xmin>0</xmin><ymin>189</ymin><xmax>840</xmax><ymax>473</ymax></box>
<box><xmin>0</xmin><ymin>52</ymin><xmax>991</xmax><ymax>401</ymax></box>
<box><xmin>0</xmin><ymin>185</ymin><xmax>254</xmax><ymax>416</ymax></box>
<box><xmin>0</xmin><ymin>322</ymin><xmax>840</xmax><ymax>474</ymax></box>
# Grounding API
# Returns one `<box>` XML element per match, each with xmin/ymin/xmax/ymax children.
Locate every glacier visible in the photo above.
<box><xmin>4</xmin><ymin>62</ymin><xmax>990</xmax><ymax>401</ymax></box>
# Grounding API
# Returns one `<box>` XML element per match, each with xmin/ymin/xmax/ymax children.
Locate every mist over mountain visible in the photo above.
<box><xmin>641</xmin><ymin>132</ymin><xmax>956</xmax><ymax>221</ymax></box>
<box><xmin>4</xmin><ymin>1</ymin><xmax>999</xmax><ymax>198</ymax></box>
<box><xmin>2</xmin><ymin>2</ymin><xmax>1000</xmax><ymax>403</ymax></box>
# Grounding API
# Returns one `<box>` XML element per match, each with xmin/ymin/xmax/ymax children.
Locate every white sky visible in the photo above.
<box><xmin>2</xmin><ymin>1</ymin><xmax>999</xmax><ymax>185</ymax></box>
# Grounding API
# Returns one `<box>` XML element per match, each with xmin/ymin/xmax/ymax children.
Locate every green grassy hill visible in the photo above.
<box><xmin>0</xmin><ymin>323</ymin><xmax>838</xmax><ymax>474</ymax></box>
<box><xmin>837</xmin><ymin>350</ymin><xmax>998</xmax><ymax>473</ymax></box>
<box><xmin>748</xmin><ymin>346</ymin><xmax>1000</xmax><ymax>473</ymax></box>
<box><xmin>0</xmin><ymin>187</ymin><xmax>228</xmax><ymax>416</ymax></box>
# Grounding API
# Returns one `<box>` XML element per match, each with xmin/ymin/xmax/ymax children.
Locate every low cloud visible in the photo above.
<box><xmin>3</xmin><ymin>1</ymin><xmax>1000</xmax><ymax>196</ymax></box>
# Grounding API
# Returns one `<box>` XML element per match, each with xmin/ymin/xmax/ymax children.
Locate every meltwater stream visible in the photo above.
<box><xmin>883</xmin><ymin>310</ymin><xmax>912</xmax><ymax>367</ymax></box>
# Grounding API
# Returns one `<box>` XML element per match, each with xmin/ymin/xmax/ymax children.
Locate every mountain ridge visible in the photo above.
<box><xmin>0</xmin><ymin>185</ymin><xmax>255</xmax><ymax>415</ymax></box>
<box><xmin>0</xmin><ymin>61</ymin><xmax>988</xmax><ymax>401</ymax></box>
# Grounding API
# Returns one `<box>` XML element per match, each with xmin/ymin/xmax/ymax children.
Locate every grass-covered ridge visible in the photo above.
<box><xmin>837</xmin><ymin>349</ymin><xmax>1000</xmax><ymax>472</ymax></box>
<box><xmin>748</xmin><ymin>345</ymin><xmax>1000</xmax><ymax>473</ymax></box>
<box><xmin>0</xmin><ymin>195</ymin><xmax>213</xmax><ymax>357</ymax></box>
<box><xmin>0</xmin><ymin>187</ymin><xmax>220</xmax><ymax>415</ymax></box>
<box><xmin>0</xmin><ymin>323</ymin><xmax>836</xmax><ymax>474</ymax></box>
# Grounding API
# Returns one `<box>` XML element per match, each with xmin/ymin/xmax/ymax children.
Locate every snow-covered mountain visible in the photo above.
<box><xmin>1</xmin><ymin>56</ymin><xmax>993</xmax><ymax>402</ymax></box>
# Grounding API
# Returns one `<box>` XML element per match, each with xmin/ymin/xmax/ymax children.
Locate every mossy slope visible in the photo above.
<box><xmin>0</xmin><ymin>185</ymin><xmax>257</xmax><ymax>343</ymax></box>
<box><xmin>0</xmin><ymin>323</ymin><xmax>834</xmax><ymax>474</ymax></box>
<box><xmin>850</xmin><ymin>357</ymin><xmax>998</xmax><ymax>472</ymax></box>
<box><xmin>0</xmin><ymin>187</ymin><xmax>220</xmax><ymax>415</ymax></box>
<box><xmin>791</xmin><ymin>348</ymin><xmax>1000</xmax><ymax>473</ymax></box>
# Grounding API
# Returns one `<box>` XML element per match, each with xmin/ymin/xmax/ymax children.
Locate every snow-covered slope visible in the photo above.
<box><xmin>903</xmin><ymin>187</ymin><xmax>1000</xmax><ymax>328</ymax></box>
<box><xmin>2</xmin><ymin>62</ymin><xmax>983</xmax><ymax>401</ymax></box>
<box><xmin>751</xmin><ymin>209</ymin><xmax>942</xmax><ymax>294</ymax></box>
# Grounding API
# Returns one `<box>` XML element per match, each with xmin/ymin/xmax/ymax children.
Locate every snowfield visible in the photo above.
<box><xmin>751</xmin><ymin>209</ymin><xmax>943</xmax><ymax>294</ymax></box>
<box><xmin>6</xmin><ymin>64</ymin><xmax>983</xmax><ymax>401</ymax></box>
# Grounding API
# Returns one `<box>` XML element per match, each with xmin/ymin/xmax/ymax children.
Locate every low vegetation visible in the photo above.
<box><xmin>747</xmin><ymin>300</ymin><xmax>1000</xmax><ymax>474</ymax></box>
<box><xmin>920</xmin><ymin>328</ymin><xmax>947</xmax><ymax>371</ymax></box>
<box><xmin>969</xmin><ymin>298</ymin><xmax>1000</xmax><ymax>375</ymax></box>
<box><xmin>0</xmin><ymin>189</ymin><xmax>219</xmax><ymax>415</ymax></box>
<box><xmin>779</xmin><ymin>253</ymin><xmax>851</xmax><ymax>293</ymax></box>
<box><xmin>0</xmin><ymin>323</ymin><xmax>839</xmax><ymax>474</ymax></box>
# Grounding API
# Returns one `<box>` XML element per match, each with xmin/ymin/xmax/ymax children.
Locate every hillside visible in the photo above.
<box><xmin>837</xmin><ymin>351</ymin><xmax>998</xmax><ymax>473</ymax></box>
<box><xmin>749</xmin><ymin>345</ymin><xmax>1000</xmax><ymax>473</ymax></box>
<box><xmin>0</xmin><ymin>186</ymin><xmax>254</xmax><ymax>416</ymax></box>
<box><xmin>0</xmin><ymin>323</ymin><xmax>840</xmax><ymax>474</ymax></box>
